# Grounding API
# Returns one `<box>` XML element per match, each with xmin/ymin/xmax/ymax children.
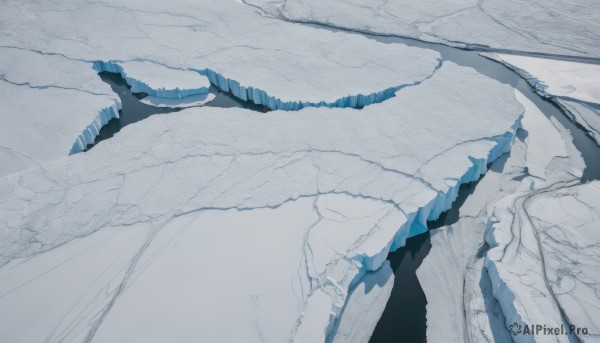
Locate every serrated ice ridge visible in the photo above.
<box><xmin>93</xmin><ymin>61</ymin><xmax>209</xmax><ymax>99</ymax></box>
<box><xmin>200</xmin><ymin>59</ymin><xmax>444</xmax><ymax>111</ymax></box>
<box><xmin>69</xmin><ymin>100</ymin><xmax>121</xmax><ymax>154</ymax></box>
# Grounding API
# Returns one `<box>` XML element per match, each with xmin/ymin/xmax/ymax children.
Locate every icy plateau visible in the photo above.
<box><xmin>0</xmin><ymin>0</ymin><xmax>599</xmax><ymax>343</ymax></box>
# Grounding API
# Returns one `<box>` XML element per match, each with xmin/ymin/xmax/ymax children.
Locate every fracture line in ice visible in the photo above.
<box><xmin>94</xmin><ymin>59</ymin><xmax>443</xmax><ymax>112</ymax></box>
<box><xmin>68</xmin><ymin>102</ymin><xmax>121</xmax><ymax>155</ymax></box>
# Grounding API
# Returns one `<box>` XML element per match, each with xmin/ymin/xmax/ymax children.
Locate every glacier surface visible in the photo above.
<box><xmin>2</xmin><ymin>1</ymin><xmax>597</xmax><ymax>342</ymax></box>
<box><xmin>246</xmin><ymin>0</ymin><xmax>600</xmax><ymax>58</ymax></box>
<box><xmin>0</xmin><ymin>0</ymin><xmax>445</xmax><ymax>177</ymax></box>
<box><xmin>0</xmin><ymin>0</ymin><xmax>442</xmax><ymax>110</ymax></box>
<box><xmin>0</xmin><ymin>0</ymin><xmax>450</xmax><ymax>179</ymax></box>
<box><xmin>0</xmin><ymin>62</ymin><xmax>523</xmax><ymax>342</ymax></box>
<box><xmin>0</xmin><ymin>47</ymin><xmax>120</xmax><ymax>176</ymax></box>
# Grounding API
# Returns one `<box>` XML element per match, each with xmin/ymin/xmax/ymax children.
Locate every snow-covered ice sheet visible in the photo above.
<box><xmin>0</xmin><ymin>52</ymin><xmax>221</xmax><ymax>178</ymax></box>
<box><xmin>0</xmin><ymin>47</ymin><xmax>120</xmax><ymax>176</ymax></box>
<box><xmin>0</xmin><ymin>0</ymin><xmax>444</xmax><ymax>176</ymax></box>
<box><xmin>0</xmin><ymin>62</ymin><xmax>523</xmax><ymax>342</ymax></box>
<box><xmin>417</xmin><ymin>90</ymin><xmax>589</xmax><ymax>342</ymax></box>
<box><xmin>0</xmin><ymin>0</ymin><xmax>442</xmax><ymax>110</ymax></box>
<box><xmin>246</xmin><ymin>0</ymin><xmax>600</xmax><ymax>58</ymax></box>
<box><xmin>524</xmin><ymin>182</ymin><xmax>600</xmax><ymax>342</ymax></box>
<box><xmin>485</xmin><ymin>53</ymin><xmax>600</xmax><ymax>145</ymax></box>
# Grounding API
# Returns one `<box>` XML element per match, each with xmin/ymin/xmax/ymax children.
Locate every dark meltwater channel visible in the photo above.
<box><xmin>88</xmin><ymin>72</ymin><xmax>267</xmax><ymax>149</ymax></box>
<box><xmin>369</xmin><ymin>174</ymin><xmax>486</xmax><ymax>343</ymax></box>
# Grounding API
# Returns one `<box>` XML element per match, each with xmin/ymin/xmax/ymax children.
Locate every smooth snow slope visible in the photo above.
<box><xmin>0</xmin><ymin>62</ymin><xmax>523</xmax><ymax>343</ymax></box>
<box><xmin>246</xmin><ymin>0</ymin><xmax>600</xmax><ymax>58</ymax></box>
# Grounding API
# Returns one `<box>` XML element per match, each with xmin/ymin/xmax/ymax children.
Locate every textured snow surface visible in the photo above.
<box><xmin>0</xmin><ymin>62</ymin><xmax>523</xmax><ymax>342</ymax></box>
<box><xmin>0</xmin><ymin>0</ymin><xmax>445</xmax><ymax>177</ymax></box>
<box><xmin>0</xmin><ymin>0</ymin><xmax>441</xmax><ymax>109</ymax></box>
<box><xmin>525</xmin><ymin>182</ymin><xmax>600</xmax><ymax>342</ymax></box>
<box><xmin>417</xmin><ymin>90</ymin><xmax>591</xmax><ymax>342</ymax></box>
<box><xmin>486</xmin><ymin>53</ymin><xmax>600</xmax><ymax>145</ymax></box>
<box><xmin>483</xmin><ymin>94</ymin><xmax>591</xmax><ymax>343</ymax></box>
<box><xmin>246</xmin><ymin>0</ymin><xmax>600</xmax><ymax>58</ymax></box>
<box><xmin>0</xmin><ymin>47</ymin><xmax>120</xmax><ymax>176</ymax></box>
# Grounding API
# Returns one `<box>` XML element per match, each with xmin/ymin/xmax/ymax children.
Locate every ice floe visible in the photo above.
<box><xmin>0</xmin><ymin>62</ymin><xmax>523</xmax><ymax>342</ymax></box>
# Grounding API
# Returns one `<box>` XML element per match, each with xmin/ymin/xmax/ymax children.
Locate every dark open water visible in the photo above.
<box><xmin>88</xmin><ymin>72</ymin><xmax>267</xmax><ymax>149</ymax></box>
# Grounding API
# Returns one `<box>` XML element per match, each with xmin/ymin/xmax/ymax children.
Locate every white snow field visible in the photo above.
<box><xmin>0</xmin><ymin>47</ymin><xmax>121</xmax><ymax>176</ymax></box>
<box><xmin>0</xmin><ymin>0</ymin><xmax>441</xmax><ymax>110</ymax></box>
<box><xmin>417</xmin><ymin>90</ymin><xmax>599</xmax><ymax>342</ymax></box>
<box><xmin>246</xmin><ymin>0</ymin><xmax>600</xmax><ymax>58</ymax></box>
<box><xmin>0</xmin><ymin>0</ymin><xmax>444</xmax><ymax>177</ymax></box>
<box><xmin>0</xmin><ymin>62</ymin><xmax>524</xmax><ymax>342</ymax></box>
<box><xmin>485</xmin><ymin>54</ymin><xmax>600</xmax><ymax>145</ymax></box>
<box><xmin>2</xmin><ymin>1</ymin><xmax>597</xmax><ymax>342</ymax></box>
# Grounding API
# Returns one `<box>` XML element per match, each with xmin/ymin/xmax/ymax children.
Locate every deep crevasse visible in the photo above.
<box><xmin>323</xmin><ymin>117</ymin><xmax>522</xmax><ymax>339</ymax></box>
<box><xmin>93</xmin><ymin>59</ymin><xmax>443</xmax><ymax>112</ymax></box>
<box><xmin>93</xmin><ymin>61</ymin><xmax>209</xmax><ymax>99</ymax></box>
<box><xmin>200</xmin><ymin>60</ymin><xmax>443</xmax><ymax>111</ymax></box>
<box><xmin>73</xmin><ymin>59</ymin><xmax>442</xmax><ymax>154</ymax></box>
<box><xmin>69</xmin><ymin>100</ymin><xmax>121</xmax><ymax>155</ymax></box>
